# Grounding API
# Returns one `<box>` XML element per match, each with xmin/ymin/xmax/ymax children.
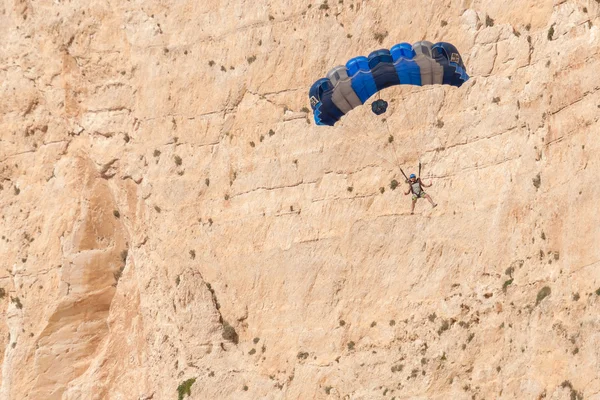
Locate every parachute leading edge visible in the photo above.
<box><xmin>309</xmin><ymin>41</ymin><xmax>469</xmax><ymax>126</ymax></box>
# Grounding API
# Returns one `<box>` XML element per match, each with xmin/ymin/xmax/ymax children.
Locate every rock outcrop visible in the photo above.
<box><xmin>1</xmin><ymin>0</ymin><xmax>600</xmax><ymax>399</ymax></box>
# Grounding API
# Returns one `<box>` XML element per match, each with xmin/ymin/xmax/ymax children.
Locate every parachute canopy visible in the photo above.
<box><xmin>308</xmin><ymin>41</ymin><xmax>469</xmax><ymax>126</ymax></box>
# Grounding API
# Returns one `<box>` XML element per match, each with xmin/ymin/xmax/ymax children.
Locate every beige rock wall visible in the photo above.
<box><xmin>1</xmin><ymin>0</ymin><xmax>600</xmax><ymax>399</ymax></box>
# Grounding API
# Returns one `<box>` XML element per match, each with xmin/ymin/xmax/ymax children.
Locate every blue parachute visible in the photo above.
<box><xmin>308</xmin><ymin>41</ymin><xmax>469</xmax><ymax>126</ymax></box>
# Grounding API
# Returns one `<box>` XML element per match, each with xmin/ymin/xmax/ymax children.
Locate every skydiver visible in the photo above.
<box><xmin>404</xmin><ymin>174</ymin><xmax>437</xmax><ymax>214</ymax></box>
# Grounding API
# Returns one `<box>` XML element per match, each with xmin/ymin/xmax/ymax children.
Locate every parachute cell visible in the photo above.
<box><xmin>346</xmin><ymin>56</ymin><xmax>378</xmax><ymax>103</ymax></box>
<box><xmin>368</xmin><ymin>49</ymin><xmax>401</xmax><ymax>91</ymax></box>
<box><xmin>309</xmin><ymin>40</ymin><xmax>469</xmax><ymax>126</ymax></box>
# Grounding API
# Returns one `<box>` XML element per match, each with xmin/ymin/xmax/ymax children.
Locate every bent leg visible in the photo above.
<box><xmin>425</xmin><ymin>194</ymin><xmax>437</xmax><ymax>207</ymax></box>
<box><xmin>411</xmin><ymin>199</ymin><xmax>416</xmax><ymax>214</ymax></box>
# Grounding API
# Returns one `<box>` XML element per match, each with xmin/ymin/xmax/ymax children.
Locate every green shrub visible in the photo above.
<box><xmin>177</xmin><ymin>378</ymin><xmax>196</xmax><ymax>400</ymax></box>
<box><xmin>536</xmin><ymin>286</ymin><xmax>551</xmax><ymax>305</ymax></box>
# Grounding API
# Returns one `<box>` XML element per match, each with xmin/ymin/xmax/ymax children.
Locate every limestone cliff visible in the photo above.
<box><xmin>1</xmin><ymin>0</ymin><xmax>600</xmax><ymax>399</ymax></box>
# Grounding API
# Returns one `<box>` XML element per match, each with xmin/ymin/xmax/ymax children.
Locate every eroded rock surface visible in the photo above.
<box><xmin>1</xmin><ymin>0</ymin><xmax>600</xmax><ymax>399</ymax></box>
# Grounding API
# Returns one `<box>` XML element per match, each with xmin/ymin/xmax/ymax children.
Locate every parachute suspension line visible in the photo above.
<box><xmin>347</xmin><ymin>123</ymin><xmax>399</xmax><ymax>169</ymax></box>
<box><xmin>381</xmin><ymin>116</ymin><xmax>405</xmax><ymax>177</ymax></box>
<box><xmin>342</xmin><ymin>112</ymin><xmax>402</xmax><ymax>172</ymax></box>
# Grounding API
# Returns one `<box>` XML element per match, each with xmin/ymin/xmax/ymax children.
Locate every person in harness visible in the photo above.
<box><xmin>404</xmin><ymin>173</ymin><xmax>437</xmax><ymax>214</ymax></box>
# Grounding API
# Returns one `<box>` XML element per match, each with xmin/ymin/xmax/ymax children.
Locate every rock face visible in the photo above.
<box><xmin>1</xmin><ymin>0</ymin><xmax>600</xmax><ymax>399</ymax></box>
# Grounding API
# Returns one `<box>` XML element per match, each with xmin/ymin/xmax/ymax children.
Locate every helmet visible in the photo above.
<box><xmin>409</xmin><ymin>174</ymin><xmax>416</xmax><ymax>179</ymax></box>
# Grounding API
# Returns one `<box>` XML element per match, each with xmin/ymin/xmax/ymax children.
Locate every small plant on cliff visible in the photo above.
<box><xmin>391</xmin><ymin>364</ymin><xmax>404</xmax><ymax>373</ymax></box>
<box><xmin>11</xmin><ymin>297</ymin><xmax>23</xmax><ymax>309</ymax></box>
<box><xmin>560</xmin><ymin>381</ymin><xmax>583</xmax><ymax>400</ymax></box>
<box><xmin>503</xmin><ymin>279</ymin><xmax>513</xmax><ymax>292</ymax></box>
<box><xmin>247</xmin><ymin>55</ymin><xmax>257</xmax><ymax>64</ymax></box>
<box><xmin>174</xmin><ymin>155</ymin><xmax>182</xmax><ymax>166</ymax></box>
<box><xmin>301</xmin><ymin>107</ymin><xmax>310</xmax><ymax>113</ymax></box>
<box><xmin>390</xmin><ymin>179</ymin><xmax>399</xmax><ymax>190</ymax></box>
<box><xmin>373</xmin><ymin>31</ymin><xmax>388</xmax><ymax>44</ymax></box>
<box><xmin>0</xmin><ymin>288</ymin><xmax>5</xmax><ymax>299</ymax></box>
<box><xmin>437</xmin><ymin>319</ymin><xmax>450</xmax><ymax>335</ymax></box>
<box><xmin>486</xmin><ymin>15</ymin><xmax>494</xmax><ymax>27</ymax></box>
<box><xmin>532</xmin><ymin>173</ymin><xmax>541</xmax><ymax>189</ymax></box>
<box><xmin>222</xmin><ymin>320</ymin><xmax>239</xmax><ymax>344</ymax></box>
<box><xmin>547</xmin><ymin>24</ymin><xmax>555</xmax><ymax>40</ymax></box>
<box><xmin>319</xmin><ymin>1</ymin><xmax>329</xmax><ymax>10</ymax></box>
<box><xmin>177</xmin><ymin>378</ymin><xmax>196</xmax><ymax>400</ymax></box>
<box><xmin>536</xmin><ymin>286</ymin><xmax>551</xmax><ymax>305</ymax></box>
